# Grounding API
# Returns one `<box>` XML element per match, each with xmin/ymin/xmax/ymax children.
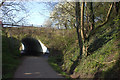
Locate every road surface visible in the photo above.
<box><xmin>14</xmin><ymin>55</ymin><xmax>63</xmax><ymax>78</ymax></box>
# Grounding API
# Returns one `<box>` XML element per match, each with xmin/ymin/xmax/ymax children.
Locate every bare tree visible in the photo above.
<box><xmin>1</xmin><ymin>1</ymin><xmax>29</xmax><ymax>25</ymax></box>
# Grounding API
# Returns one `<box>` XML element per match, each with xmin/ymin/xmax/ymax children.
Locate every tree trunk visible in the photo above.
<box><xmin>81</xmin><ymin>2</ymin><xmax>87</xmax><ymax>56</ymax></box>
<box><xmin>85</xmin><ymin>2</ymin><xmax>90</xmax><ymax>36</ymax></box>
<box><xmin>75</xmin><ymin>2</ymin><xmax>83</xmax><ymax>57</ymax></box>
<box><xmin>114</xmin><ymin>2</ymin><xmax>119</xmax><ymax>16</ymax></box>
<box><xmin>81</xmin><ymin>2</ymin><xmax>85</xmax><ymax>41</ymax></box>
<box><xmin>90</xmin><ymin>2</ymin><xmax>94</xmax><ymax>31</ymax></box>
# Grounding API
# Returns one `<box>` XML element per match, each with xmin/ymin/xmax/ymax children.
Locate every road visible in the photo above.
<box><xmin>14</xmin><ymin>55</ymin><xmax>63</xmax><ymax>78</ymax></box>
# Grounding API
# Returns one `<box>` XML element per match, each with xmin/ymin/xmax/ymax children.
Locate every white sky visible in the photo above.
<box><xmin>25</xmin><ymin>2</ymin><xmax>51</xmax><ymax>26</ymax></box>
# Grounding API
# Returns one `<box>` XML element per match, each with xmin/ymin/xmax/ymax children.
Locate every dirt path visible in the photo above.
<box><xmin>14</xmin><ymin>56</ymin><xmax>63</xmax><ymax>78</ymax></box>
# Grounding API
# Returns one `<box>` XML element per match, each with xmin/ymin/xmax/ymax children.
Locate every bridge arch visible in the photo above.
<box><xmin>20</xmin><ymin>37</ymin><xmax>49</xmax><ymax>55</ymax></box>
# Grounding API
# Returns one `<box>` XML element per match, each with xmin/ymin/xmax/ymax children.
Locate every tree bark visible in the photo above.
<box><xmin>85</xmin><ymin>2</ymin><xmax>89</xmax><ymax>34</ymax></box>
<box><xmin>81</xmin><ymin>2</ymin><xmax>86</xmax><ymax>56</ymax></box>
<box><xmin>81</xmin><ymin>2</ymin><xmax>85</xmax><ymax>41</ymax></box>
<box><xmin>75</xmin><ymin>2</ymin><xmax>83</xmax><ymax>57</ymax></box>
<box><xmin>114</xmin><ymin>2</ymin><xmax>119</xmax><ymax>16</ymax></box>
<box><xmin>90</xmin><ymin>2</ymin><xmax>94</xmax><ymax>31</ymax></box>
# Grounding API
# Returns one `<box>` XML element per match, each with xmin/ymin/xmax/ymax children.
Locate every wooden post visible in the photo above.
<box><xmin>22</xmin><ymin>23</ymin><xmax>24</xmax><ymax>27</ymax></box>
<box><xmin>12</xmin><ymin>23</ymin><xmax>13</xmax><ymax>27</ymax></box>
<box><xmin>0</xmin><ymin>21</ymin><xmax>3</xmax><ymax>27</ymax></box>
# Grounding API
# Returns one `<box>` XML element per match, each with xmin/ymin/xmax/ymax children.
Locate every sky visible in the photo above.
<box><xmin>1</xmin><ymin>1</ymin><xmax>56</xmax><ymax>27</ymax></box>
<box><xmin>24</xmin><ymin>2</ymin><xmax>52</xmax><ymax>26</ymax></box>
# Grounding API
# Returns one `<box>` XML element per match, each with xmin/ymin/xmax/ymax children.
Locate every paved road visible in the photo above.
<box><xmin>14</xmin><ymin>56</ymin><xmax>63</xmax><ymax>78</ymax></box>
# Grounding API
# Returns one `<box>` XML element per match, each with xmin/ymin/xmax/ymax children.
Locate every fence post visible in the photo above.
<box><xmin>12</xmin><ymin>23</ymin><xmax>13</xmax><ymax>27</ymax></box>
<box><xmin>22</xmin><ymin>23</ymin><xmax>23</xmax><ymax>27</ymax></box>
<box><xmin>0</xmin><ymin>21</ymin><xmax>3</xmax><ymax>27</ymax></box>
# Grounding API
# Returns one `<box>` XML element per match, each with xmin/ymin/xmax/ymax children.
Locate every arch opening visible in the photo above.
<box><xmin>20</xmin><ymin>37</ymin><xmax>49</xmax><ymax>55</ymax></box>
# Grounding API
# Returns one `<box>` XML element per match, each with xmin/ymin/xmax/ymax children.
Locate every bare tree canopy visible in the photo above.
<box><xmin>1</xmin><ymin>1</ymin><xmax>29</xmax><ymax>25</ymax></box>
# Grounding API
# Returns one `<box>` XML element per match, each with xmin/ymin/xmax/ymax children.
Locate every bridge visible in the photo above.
<box><xmin>0</xmin><ymin>21</ymin><xmax>43</xmax><ymax>27</ymax></box>
<box><xmin>3</xmin><ymin>27</ymin><xmax>51</xmax><ymax>55</ymax></box>
<box><xmin>2</xmin><ymin>26</ymin><xmax>64</xmax><ymax>78</ymax></box>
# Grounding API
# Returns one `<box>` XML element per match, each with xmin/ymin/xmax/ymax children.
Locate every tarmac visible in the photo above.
<box><xmin>14</xmin><ymin>55</ymin><xmax>63</xmax><ymax>78</ymax></box>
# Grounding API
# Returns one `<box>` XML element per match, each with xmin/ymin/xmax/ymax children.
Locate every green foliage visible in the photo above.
<box><xmin>2</xmin><ymin>33</ymin><xmax>21</xmax><ymax>78</ymax></box>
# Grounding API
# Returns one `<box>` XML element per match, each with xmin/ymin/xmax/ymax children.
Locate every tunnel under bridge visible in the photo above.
<box><xmin>20</xmin><ymin>37</ymin><xmax>49</xmax><ymax>55</ymax></box>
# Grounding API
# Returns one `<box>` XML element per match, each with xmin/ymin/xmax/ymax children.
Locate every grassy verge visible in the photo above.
<box><xmin>48</xmin><ymin>56</ymin><xmax>70</xmax><ymax>78</ymax></box>
<box><xmin>2</xmin><ymin>32</ymin><xmax>21</xmax><ymax>78</ymax></box>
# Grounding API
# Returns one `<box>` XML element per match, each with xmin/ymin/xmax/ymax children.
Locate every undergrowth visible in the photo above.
<box><xmin>2</xmin><ymin>31</ymin><xmax>21</xmax><ymax>78</ymax></box>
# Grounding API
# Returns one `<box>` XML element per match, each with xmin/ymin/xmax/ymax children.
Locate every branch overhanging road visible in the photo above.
<box><xmin>14</xmin><ymin>55</ymin><xmax>63</xmax><ymax>78</ymax></box>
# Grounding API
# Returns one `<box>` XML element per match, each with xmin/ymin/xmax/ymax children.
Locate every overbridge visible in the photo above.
<box><xmin>2</xmin><ymin>23</ymin><xmax>50</xmax><ymax>55</ymax></box>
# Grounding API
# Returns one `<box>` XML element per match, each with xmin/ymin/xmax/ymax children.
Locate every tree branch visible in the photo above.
<box><xmin>88</xmin><ymin>3</ymin><xmax>114</xmax><ymax>39</ymax></box>
<box><xmin>92</xmin><ymin>59</ymin><xmax>116</xmax><ymax>65</ymax></box>
<box><xmin>0</xmin><ymin>0</ymin><xmax>5</xmax><ymax>7</ymax></box>
<box><xmin>95</xmin><ymin>3</ymin><xmax>113</xmax><ymax>30</ymax></box>
<box><xmin>59</xmin><ymin>4</ymin><xmax>75</xmax><ymax>18</ymax></box>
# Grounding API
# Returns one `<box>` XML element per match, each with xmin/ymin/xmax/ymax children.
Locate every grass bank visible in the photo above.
<box><xmin>2</xmin><ymin>31</ymin><xmax>21</xmax><ymax>78</ymax></box>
